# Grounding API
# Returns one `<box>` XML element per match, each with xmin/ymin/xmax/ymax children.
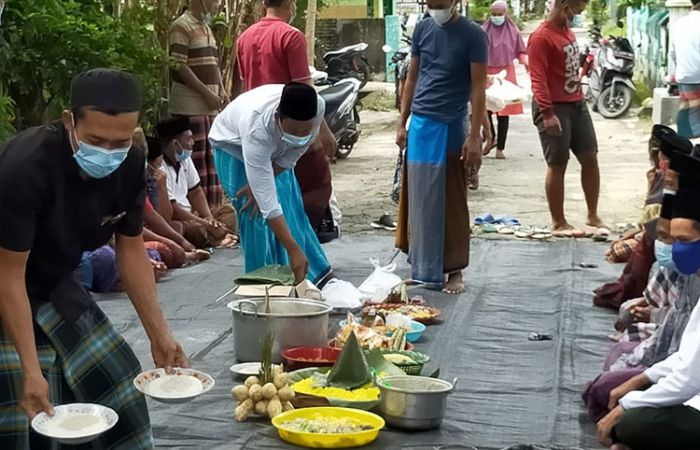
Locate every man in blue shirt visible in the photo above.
<box><xmin>395</xmin><ymin>0</ymin><xmax>489</xmax><ymax>294</ymax></box>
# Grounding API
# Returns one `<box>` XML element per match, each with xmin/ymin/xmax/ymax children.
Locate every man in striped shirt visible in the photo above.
<box><xmin>168</xmin><ymin>0</ymin><xmax>227</xmax><ymax>209</ymax></box>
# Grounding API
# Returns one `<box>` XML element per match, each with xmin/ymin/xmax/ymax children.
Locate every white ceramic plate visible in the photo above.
<box><xmin>31</xmin><ymin>403</ymin><xmax>118</xmax><ymax>445</ymax></box>
<box><xmin>230</xmin><ymin>362</ymin><xmax>262</xmax><ymax>380</ymax></box>
<box><xmin>134</xmin><ymin>368</ymin><xmax>214</xmax><ymax>404</ymax></box>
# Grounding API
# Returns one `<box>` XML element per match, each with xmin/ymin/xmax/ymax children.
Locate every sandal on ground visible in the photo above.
<box><xmin>497</xmin><ymin>225</ymin><xmax>515</xmax><ymax>235</ymax></box>
<box><xmin>592</xmin><ymin>227</ymin><xmax>612</xmax><ymax>242</ymax></box>
<box><xmin>370</xmin><ymin>213</ymin><xmax>397</xmax><ymax>231</ymax></box>
<box><xmin>515</xmin><ymin>226</ymin><xmax>534</xmax><ymax>239</ymax></box>
<box><xmin>481</xmin><ymin>224</ymin><xmax>498</xmax><ymax>233</ymax></box>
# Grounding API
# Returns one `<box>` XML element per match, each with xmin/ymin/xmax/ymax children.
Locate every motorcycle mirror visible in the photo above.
<box><xmin>382</xmin><ymin>44</ymin><xmax>393</xmax><ymax>53</ymax></box>
<box><xmin>616</xmin><ymin>20</ymin><xmax>624</xmax><ymax>28</ymax></box>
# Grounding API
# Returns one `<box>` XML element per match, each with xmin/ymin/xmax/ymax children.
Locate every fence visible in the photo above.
<box><xmin>626</xmin><ymin>6</ymin><xmax>670</xmax><ymax>89</ymax></box>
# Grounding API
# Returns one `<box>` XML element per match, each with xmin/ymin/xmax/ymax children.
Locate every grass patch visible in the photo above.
<box><xmin>361</xmin><ymin>90</ymin><xmax>396</xmax><ymax>112</ymax></box>
<box><xmin>633</xmin><ymin>78</ymin><xmax>653</xmax><ymax>106</ymax></box>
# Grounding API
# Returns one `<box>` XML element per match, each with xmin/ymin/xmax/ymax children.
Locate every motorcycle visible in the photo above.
<box><xmin>323</xmin><ymin>43</ymin><xmax>373</xmax><ymax>89</ymax></box>
<box><xmin>383</xmin><ymin>23</ymin><xmax>413</xmax><ymax>110</ymax></box>
<box><xmin>580</xmin><ymin>30</ymin><xmax>636</xmax><ymax>119</ymax></box>
<box><xmin>311</xmin><ymin>67</ymin><xmax>362</xmax><ymax>159</ymax></box>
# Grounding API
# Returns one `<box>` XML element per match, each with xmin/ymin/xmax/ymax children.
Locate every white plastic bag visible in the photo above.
<box><xmin>486</xmin><ymin>93</ymin><xmax>507</xmax><ymax>113</ymax></box>
<box><xmin>486</xmin><ymin>70</ymin><xmax>529</xmax><ymax>106</ymax></box>
<box><xmin>358</xmin><ymin>258</ymin><xmax>403</xmax><ymax>300</ymax></box>
<box><xmin>321</xmin><ymin>279</ymin><xmax>363</xmax><ymax>311</ymax></box>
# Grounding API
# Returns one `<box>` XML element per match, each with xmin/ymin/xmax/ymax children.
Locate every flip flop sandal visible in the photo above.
<box><xmin>533</xmin><ymin>226</ymin><xmax>550</xmax><ymax>234</ymax></box>
<box><xmin>474</xmin><ymin>213</ymin><xmax>495</xmax><ymax>226</ymax></box>
<box><xmin>482</xmin><ymin>224</ymin><xmax>498</xmax><ymax>233</ymax></box>
<box><xmin>593</xmin><ymin>227</ymin><xmax>611</xmax><ymax>242</ymax></box>
<box><xmin>498</xmin><ymin>226</ymin><xmax>515</xmax><ymax>235</ymax></box>
<box><xmin>532</xmin><ymin>233</ymin><xmax>552</xmax><ymax>240</ymax></box>
<box><xmin>371</xmin><ymin>213</ymin><xmax>397</xmax><ymax>231</ymax></box>
<box><xmin>515</xmin><ymin>227</ymin><xmax>534</xmax><ymax>239</ymax></box>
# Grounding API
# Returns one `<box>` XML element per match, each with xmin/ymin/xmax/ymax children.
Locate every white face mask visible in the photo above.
<box><xmin>428</xmin><ymin>8</ymin><xmax>454</xmax><ymax>26</ymax></box>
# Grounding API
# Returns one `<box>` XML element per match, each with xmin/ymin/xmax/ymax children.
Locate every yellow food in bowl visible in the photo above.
<box><xmin>272</xmin><ymin>407</ymin><xmax>384</xmax><ymax>449</ymax></box>
<box><xmin>292</xmin><ymin>377</ymin><xmax>380</xmax><ymax>402</ymax></box>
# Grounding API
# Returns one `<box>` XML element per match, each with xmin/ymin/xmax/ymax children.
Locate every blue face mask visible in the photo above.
<box><xmin>176</xmin><ymin>148</ymin><xmax>193</xmax><ymax>162</ymax></box>
<box><xmin>672</xmin><ymin>239</ymin><xmax>700</xmax><ymax>275</ymax></box>
<box><xmin>491</xmin><ymin>16</ymin><xmax>506</xmax><ymax>26</ymax></box>
<box><xmin>279</xmin><ymin>119</ymin><xmax>313</xmax><ymax>147</ymax></box>
<box><xmin>654</xmin><ymin>240</ymin><xmax>676</xmax><ymax>269</ymax></box>
<box><xmin>281</xmin><ymin>132</ymin><xmax>313</xmax><ymax>147</ymax></box>
<box><xmin>71</xmin><ymin>117</ymin><xmax>130</xmax><ymax>179</ymax></box>
<box><xmin>571</xmin><ymin>14</ymin><xmax>583</xmax><ymax>28</ymax></box>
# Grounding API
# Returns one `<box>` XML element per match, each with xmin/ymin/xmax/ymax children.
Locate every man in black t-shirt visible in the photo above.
<box><xmin>0</xmin><ymin>68</ymin><xmax>187</xmax><ymax>449</ymax></box>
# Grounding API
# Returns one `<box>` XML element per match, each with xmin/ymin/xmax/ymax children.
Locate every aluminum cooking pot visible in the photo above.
<box><xmin>227</xmin><ymin>298</ymin><xmax>332</xmax><ymax>363</ymax></box>
<box><xmin>378</xmin><ymin>375</ymin><xmax>458</xmax><ymax>430</ymax></box>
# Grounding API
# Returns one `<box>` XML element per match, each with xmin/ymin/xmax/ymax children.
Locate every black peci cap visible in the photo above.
<box><xmin>279</xmin><ymin>82</ymin><xmax>318</xmax><ymax>121</ymax></box>
<box><xmin>672</xmin><ymin>188</ymin><xmax>700</xmax><ymax>221</ymax></box>
<box><xmin>155</xmin><ymin>117</ymin><xmax>191</xmax><ymax>142</ymax></box>
<box><xmin>70</xmin><ymin>68</ymin><xmax>141</xmax><ymax>112</ymax></box>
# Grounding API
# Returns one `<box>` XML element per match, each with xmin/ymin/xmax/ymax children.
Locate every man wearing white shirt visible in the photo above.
<box><xmin>155</xmin><ymin>117</ymin><xmax>236</xmax><ymax>249</ymax></box>
<box><xmin>669</xmin><ymin>0</ymin><xmax>700</xmax><ymax>139</ymax></box>
<box><xmin>597</xmin><ymin>157</ymin><xmax>700</xmax><ymax>449</ymax></box>
<box><xmin>209</xmin><ymin>83</ymin><xmax>333</xmax><ymax>285</ymax></box>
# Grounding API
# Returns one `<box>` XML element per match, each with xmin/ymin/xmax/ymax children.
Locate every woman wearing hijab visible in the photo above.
<box><xmin>482</xmin><ymin>0</ymin><xmax>527</xmax><ymax>160</ymax></box>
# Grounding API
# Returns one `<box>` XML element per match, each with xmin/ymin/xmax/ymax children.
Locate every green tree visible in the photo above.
<box><xmin>0</xmin><ymin>0</ymin><xmax>166</xmax><ymax>131</ymax></box>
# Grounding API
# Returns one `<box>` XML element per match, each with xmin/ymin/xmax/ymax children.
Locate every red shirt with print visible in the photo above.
<box><xmin>527</xmin><ymin>21</ymin><xmax>584</xmax><ymax>119</ymax></box>
<box><xmin>236</xmin><ymin>17</ymin><xmax>311</xmax><ymax>91</ymax></box>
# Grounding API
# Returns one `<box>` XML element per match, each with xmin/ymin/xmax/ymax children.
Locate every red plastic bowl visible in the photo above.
<box><xmin>282</xmin><ymin>347</ymin><xmax>342</xmax><ymax>371</ymax></box>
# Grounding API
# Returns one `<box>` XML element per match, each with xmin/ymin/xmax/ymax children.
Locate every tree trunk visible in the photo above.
<box><xmin>305</xmin><ymin>0</ymin><xmax>318</xmax><ymax>65</ymax></box>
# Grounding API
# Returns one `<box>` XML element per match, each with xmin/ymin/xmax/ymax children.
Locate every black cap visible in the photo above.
<box><xmin>661</xmin><ymin>193</ymin><xmax>676</xmax><ymax>220</ymax></box>
<box><xmin>146</xmin><ymin>136</ymin><xmax>162</xmax><ymax>162</ymax></box>
<box><xmin>70</xmin><ymin>68</ymin><xmax>141</xmax><ymax>112</ymax></box>
<box><xmin>279</xmin><ymin>82</ymin><xmax>318</xmax><ymax>121</ymax></box>
<box><xmin>155</xmin><ymin>117</ymin><xmax>191</xmax><ymax>142</ymax></box>
<box><xmin>672</xmin><ymin>189</ymin><xmax>700</xmax><ymax>221</ymax></box>
<box><xmin>653</xmin><ymin>124</ymin><xmax>693</xmax><ymax>172</ymax></box>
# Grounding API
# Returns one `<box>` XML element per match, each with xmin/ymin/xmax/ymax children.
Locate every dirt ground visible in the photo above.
<box><xmin>331</xmin><ymin>82</ymin><xmax>653</xmax><ymax>235</ymax></box>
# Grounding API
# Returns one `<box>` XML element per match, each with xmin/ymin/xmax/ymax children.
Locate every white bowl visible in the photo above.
<box><xmin>134</xmin><ymin>368</ymin><xmax>215</xmax><ymax>404</ymax></box>
<box><xmin>31</xmin><ymin>403</ymin><xmax>118</xmax><ymax>445</ymax></box>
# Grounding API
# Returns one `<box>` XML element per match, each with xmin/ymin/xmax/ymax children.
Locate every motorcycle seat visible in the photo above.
<box><xmin>319</xmin><ymin>81</ymin><xmax>358</xmax><ymax>114</ymax></box>
<box><xmin>324</xmin><ymin>43</ymin><xmax>368</xmax><ymax>58</ymax></box>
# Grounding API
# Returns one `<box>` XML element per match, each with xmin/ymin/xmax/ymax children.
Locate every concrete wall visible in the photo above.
<box><xmin>315</xmin><ymin>19</ymin><xmax>387</xmax><ymax>77</ymax></box>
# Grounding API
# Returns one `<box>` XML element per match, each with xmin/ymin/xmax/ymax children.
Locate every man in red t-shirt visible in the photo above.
<box><xmin>236</xmin><ymin>0</ymin><xmax>311</xmax><ymax>91</ymax></box>
<box><xmin>529</xmin><ymin>0</ymin><xmax>606</xmax><ymax>235</ymax></box>
<box><xmin>236</xmin><ymin>0</ymin><xmax>338</xmax><ymax>235</ymax></box>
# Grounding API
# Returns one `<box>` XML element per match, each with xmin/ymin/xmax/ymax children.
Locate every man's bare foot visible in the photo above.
<box><xmin>216</xmin><ymin>233</ymin><xmax>239</xmax><ymax>249</ymax></box>
<box><xmin>586</xmin><ymin>215</ymin><xmax>609</xmax><ymax>229</ymax></box>
<box><xmin>443</xmin><ymin>272</ymin><xmax>464</xmax><ymax>295</ymax></box>
<box><xmin>552</xmin><ymin>222</ymin><xmax>575</xmax><ymax>237</ymax></box>
<box><xmin>186</xmin><ymin>249</ymin><xmax>211</xmax><ymax>263</ymax></box>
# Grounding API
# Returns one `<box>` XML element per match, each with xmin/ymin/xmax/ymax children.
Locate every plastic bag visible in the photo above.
<box><xmin>321</xmin><ymin>279</ymin><xmax>363</xmax><ymax>311</ymax></box>
<box><xmin>486</xmin><ymin>70</ymin><xmax>529</xmax><ymax>106</ymax></box>
<box><xmin>486</xmin><ymin>93</ymin><xmax>507</xmax><ymax>113</ymax></box>
<box><xmin>358</xmin><ymin>259</ymin><xmax>403</xmax><ymax>300</ymax></box>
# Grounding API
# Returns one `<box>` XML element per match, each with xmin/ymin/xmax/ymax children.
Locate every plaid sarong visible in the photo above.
<box><xmin>677</xmin><ymin>84</ymin><xmax>700</xmax><ymax>139</ymax></box>
<box><xmin>0</xmin><ymin>302</ymin><xmax>153</xmax><ymax>449</ymax></box>
<box><xmin>187</xmin><ymin>115</ymin><xmax>223</xmax><ymax>208</ymax></box>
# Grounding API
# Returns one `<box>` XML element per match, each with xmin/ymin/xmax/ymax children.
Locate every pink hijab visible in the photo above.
<box><xmin>481</xmin><ymin>0</ymin><xmax>527</xmax><ymax>67</ymax></box>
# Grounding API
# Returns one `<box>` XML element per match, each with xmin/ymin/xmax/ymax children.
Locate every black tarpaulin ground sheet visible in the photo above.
<box><xmin>95</xmin><ymin>236</ymin><xmax>619</xmax><ymax>450</ymax></box>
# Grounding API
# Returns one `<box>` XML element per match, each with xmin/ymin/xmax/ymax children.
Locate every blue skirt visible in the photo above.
<box><xmin>214</xmin><ymin>149</ymin><xmax>331</xmax><ymax>284</ymax></box>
